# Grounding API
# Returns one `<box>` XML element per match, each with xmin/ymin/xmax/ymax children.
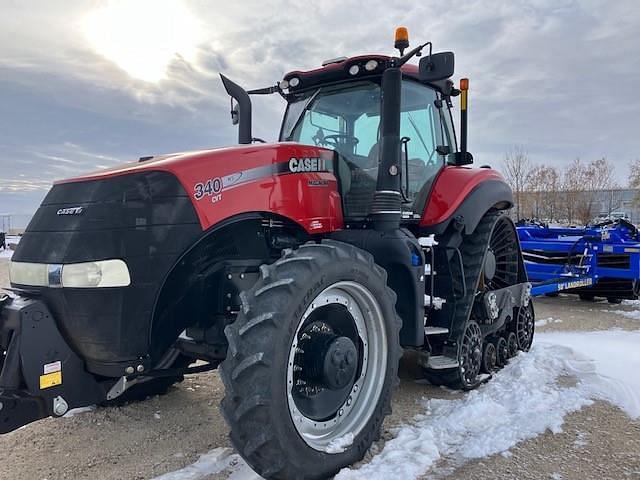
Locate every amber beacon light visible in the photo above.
<box><xmin>394</xmin><ymin>27</ymin><xmax>409</xmax><ymax>55</ymax></box>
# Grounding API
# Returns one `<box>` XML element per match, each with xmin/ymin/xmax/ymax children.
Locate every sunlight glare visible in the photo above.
<box><xmin>82</xmin><ymin>0</ymin><xmax>203</xmax><ymax>83</ymax></box>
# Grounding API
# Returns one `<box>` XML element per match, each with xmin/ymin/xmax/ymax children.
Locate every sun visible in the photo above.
<box><xmin>82</xmin><ymin>0</ymin><xmax>203</xmax><ymax>83</ymax></box>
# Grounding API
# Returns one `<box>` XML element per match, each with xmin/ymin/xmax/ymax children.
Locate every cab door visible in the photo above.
<box><xmin>397</xmin><ymin>80</ymin><xmax>451</xmax><ymax>218</ymax></box>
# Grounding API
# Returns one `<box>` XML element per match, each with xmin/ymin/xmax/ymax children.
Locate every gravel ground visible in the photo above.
<box><xmin>1</xmin><ymin>257</ymin><xmax>639</xmax><ymax>479</ymax></box>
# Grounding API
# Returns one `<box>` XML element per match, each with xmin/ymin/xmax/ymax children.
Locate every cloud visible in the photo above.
<box><xmin>1</xmin><ymin>0</ymin><xmax>640</xmax><ymax>214</ymax></box>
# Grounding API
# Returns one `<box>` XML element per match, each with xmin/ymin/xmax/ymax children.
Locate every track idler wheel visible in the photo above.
<box><xmin>481</xmin><ymin>342</ymin><xmax>497</xmax><ymax>373</ymax></box>
<box><xmin>494</xmin><ymin>337</ymin><xmax>509</xmax><ymax>367</ymax></box>
<box><xmin>515</xmin><ymin>303</ymin><xmax>535</xmax><ymax>352</ymax></box>
<box><xmin>507</xmin><ymin>332</ymin><xmax>518</xmax><ymax>358</ymax></box>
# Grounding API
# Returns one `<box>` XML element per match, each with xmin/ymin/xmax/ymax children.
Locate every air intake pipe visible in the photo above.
<box><xmin>220</xmin><ymin>74</ymin><xmax>252</xmax><ymax>145</ymax></box>
<box><xmin>371</xmin><ymin>67</ymin><xmax>402</xmax><ymax>231</ymax></box>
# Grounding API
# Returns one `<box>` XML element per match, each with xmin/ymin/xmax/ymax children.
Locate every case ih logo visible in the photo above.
<box><xmin>56</xmin><ymin>206</ymin><xmax>84</xmax><ymax>216</ymax></box>
<box><xmin>288</xmin><ymin>157</ymin><xmax>327</xmax><ymax>173</ymax></box>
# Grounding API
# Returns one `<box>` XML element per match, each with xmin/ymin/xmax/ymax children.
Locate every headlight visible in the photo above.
<box><xmin>10</xmin><ymin>260</ymin><xmax>131</xmax><ymax>288</ymax></box>
<box><xmin>9</xmin><ymin>262</ymin><xmax>49</xmax><ymax>287</ymax></box>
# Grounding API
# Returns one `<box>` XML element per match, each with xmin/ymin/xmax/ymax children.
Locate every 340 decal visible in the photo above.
<box><xmin>194</xmin><ymin>178</ymin><xmax>222</xmax><ymax>201</ymax></box>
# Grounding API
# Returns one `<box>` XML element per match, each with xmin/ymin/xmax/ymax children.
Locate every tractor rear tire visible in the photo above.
<box><xmin>219</xmin><ymin>240</ymin><xmax>401</xmax><ymax>480</ymax></box>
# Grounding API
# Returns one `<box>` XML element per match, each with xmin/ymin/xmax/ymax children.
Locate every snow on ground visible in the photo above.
<box><xmin>535</xmin><ymin>316</ymin><xmax>563</xmax><ymax>327</ymax></box>
<box><xmin>538</xmin><ymin>330</ymin><xmax>640</xmax><ymax>419</ymax></box>
<box><xmin>337</xmin><ymin>330</ymin><xmax>640</xmax><ymax>479</ymax></box>
<box><xmin>337</xmin><ymin>341</ymin><xmax>591</xmax><ymax>479</ymax></box>
<box><xmin>609</xmin><ymin>309</ymin><xmax>640</xmax><ymax>320</ymax></box>
<box><xmin>156</xmin><ymin>328</ymin><xmax>640</xmax><ymax>480</ymax></box>
<box><xmin>152</xmin><ymin>447</ymin><xmax>261</xmax><ymax>480</ymax></box>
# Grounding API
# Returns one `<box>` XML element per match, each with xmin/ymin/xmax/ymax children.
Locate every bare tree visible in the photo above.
<box><xmin>537</xmin><ymin>165</ymin><xmax>561</xmax><ymax>222</ymax></box>
<box><xmin>630</xmin><ymin>159</ymin><xmax>640</xmax><ymax>208</ymax></box>
<box><xmin>578</xmin><ymin>157</ymin><xmax>617</xmax><ymax>224</ymax></box>
<box><xmin>523</xmin><ymin>165</ymin><xmax>547</xmax><ymax>220</ymax></box>
<box><xmin>502</xmin><ymin>146</ymin><xmax>532</xmax><ymax>220</ymax></box>
<box><xmin>562</xmin><ymin>158</ymin><xmax>586</xmax><ymax>225</ymax></box>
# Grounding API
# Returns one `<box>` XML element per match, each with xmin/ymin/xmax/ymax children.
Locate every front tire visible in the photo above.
<box><xmin>219</xmin><ymin>240</ymin><xmax>401</xmax><ymax>479</ymax></box>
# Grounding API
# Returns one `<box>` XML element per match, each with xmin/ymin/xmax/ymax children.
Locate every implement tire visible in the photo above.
<box><xmin>219</xmin><ymin>240</ymin><xmax>401</xmax><ymax>479</ymax></box>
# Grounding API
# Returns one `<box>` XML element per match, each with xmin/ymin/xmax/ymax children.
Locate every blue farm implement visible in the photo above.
<box><xmin>517</xmin><ymin>220</ymin><xmax>640</xmax><ymax>302</ymax></box>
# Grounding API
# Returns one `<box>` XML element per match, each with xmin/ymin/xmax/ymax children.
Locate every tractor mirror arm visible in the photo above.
<box><xmin>396</xmin><ymin>42</ymin><xmax>432</xmax><ymax>67</ymax></box>
<box><xmin>247</xmin><ymin>84</ymin><xmax>285</xmax><ymax>98</ymax></box>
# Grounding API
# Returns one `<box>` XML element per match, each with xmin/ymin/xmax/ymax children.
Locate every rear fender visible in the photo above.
<box><xmin>420</xmin><ymin>167</ymin><xmax>513</xmax><ymax>234</ymax></box>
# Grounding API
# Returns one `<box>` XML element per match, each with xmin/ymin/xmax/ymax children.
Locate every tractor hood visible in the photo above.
<box><xmin>54</xmin><ymin>141</ymin><xmax>338</xmax><ymax>232</ymax></box>
<box><xmin>57</xmin><ymin>142</ymin><xmax>333</xmax><ymax>187</ymax></box>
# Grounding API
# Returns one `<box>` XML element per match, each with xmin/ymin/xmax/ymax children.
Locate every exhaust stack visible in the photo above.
<box><xmin>371</xmin><ymin>66</ymin><xmax>403</xmax><ymax>231</ymax></box>
<box><xmin>220</xmin><ymin>74</ymin><xmax>252</xmax><ymax>145</ymax></box>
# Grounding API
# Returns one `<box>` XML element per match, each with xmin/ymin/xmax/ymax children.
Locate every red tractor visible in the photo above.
<box><xmin>0</xmin><ymin>29</ymin><xmax>534</xmax><ymax>479</ymax></box>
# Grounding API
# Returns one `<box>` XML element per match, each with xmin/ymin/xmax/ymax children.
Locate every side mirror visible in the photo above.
<box><xmin>419</xmin><ymin>52</ymin><xmax>455</xmax><ymax>82</ymax></box>
<box><xmin>448</xmin><ymin>151</ymin><xmax>473</xmax><ymax>166</ymax></box>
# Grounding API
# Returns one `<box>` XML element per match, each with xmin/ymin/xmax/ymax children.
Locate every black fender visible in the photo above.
<box><xmin>149</xmin><ymin>212</ymin><xmax>310</xmax><ymax>361</ymax></box>
<box><xmin>426</xmin><ymin>180</ymin><xmax>513</xmax><ymax>235</ymax></box>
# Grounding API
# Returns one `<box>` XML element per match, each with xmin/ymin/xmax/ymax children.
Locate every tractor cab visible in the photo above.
<box><xmin>279</xmin><ymin>62</ymin><xmax>457</xmax><ymax>220</ymax></box>
<box><xmin>222</xmin><ymin>30</ymin><xmax>461</xmax><ymax>229</ymax></box>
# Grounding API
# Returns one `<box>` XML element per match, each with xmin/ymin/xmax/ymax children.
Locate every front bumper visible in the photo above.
<box><xmin>0</xmin><ymin>293</ymin><xmax>106</xmax><ymax>433</ymax></box>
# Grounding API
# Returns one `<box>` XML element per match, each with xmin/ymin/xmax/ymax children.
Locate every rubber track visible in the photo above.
<box><xmin>425</xmin><ymin>210</ymin><xmax>502</xmax><ymax>388</ymax></box>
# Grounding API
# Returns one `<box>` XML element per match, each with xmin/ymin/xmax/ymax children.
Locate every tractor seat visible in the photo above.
<box><xmin>367</xmin><ymin>143</ymin><xmax>430</xmax><ymax>186</ymax></box>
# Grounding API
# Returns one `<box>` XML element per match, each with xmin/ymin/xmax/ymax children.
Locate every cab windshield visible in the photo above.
<box><xmin>281</xmin><ymin>80</ymin><xmax>453</xmax><ymax>218</ymax></box>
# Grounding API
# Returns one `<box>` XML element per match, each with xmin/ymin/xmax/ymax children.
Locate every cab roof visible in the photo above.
<box><xmin>282</xmin><ymin>54</ymin><xmax>451</xmax><ymax>95</ymax></box>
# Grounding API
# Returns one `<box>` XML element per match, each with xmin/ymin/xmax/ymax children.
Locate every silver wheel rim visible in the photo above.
<box><xmin>286</xmin><ymin>281</ymin><xmax>388</xmax><ymax>453</ymax></box>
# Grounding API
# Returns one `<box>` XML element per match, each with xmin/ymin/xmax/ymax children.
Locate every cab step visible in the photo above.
<box><xmin>426</xmin><ymin>355</ymin><xmax>459</xmax><ymax>370</ymax></box>
<box><xmin>424</xmin><ymin>326</ymin><xmax>449</xmax><ymax>335</ymax></box>
<box><xmin>424</xmin><ymin>294</ymin><xmax>446</xmax><ymax>309</ymax></box>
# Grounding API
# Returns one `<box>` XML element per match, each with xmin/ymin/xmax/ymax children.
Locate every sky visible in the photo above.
<box><xmin>1</xmin><ymin>0</ymin><xmax>639</xmax><ymax>216</ymax></box>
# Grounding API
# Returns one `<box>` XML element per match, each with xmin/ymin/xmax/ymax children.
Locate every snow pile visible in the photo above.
<box><xmin>609</xmin><ymin>309</ymin><xmax>640</xmax><ymax>320</ymax></box>
<box><xmin>535</xmin><ymin>317</ymin><xmax>563</xmax><ymax>327</ymax></box>
<box><xmin>336</xmin><ymin>342</ymin><xmax>592</xmax><ymax>479</ymax></box>
<box><xmin>539</xmin><ymin>330</ymin><xmax>640</xmax><ymax>419</ymax></box>
<box><xmin>326</xmin><ymin>432</ymin><xmax>355</xmax><ymax>453</ymax></box>
<box><xmin>152</xmin><ymin>447</ymin><xmax>262</xmax><ymax>480</ymax></box>
<box><xmin>338</xmin><ymin>330</ymin><xmax>640</xmax><ymax>480</ymax></box>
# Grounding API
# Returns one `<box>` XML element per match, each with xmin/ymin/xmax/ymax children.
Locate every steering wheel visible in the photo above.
<box><xmin>321</xmin><ymin>134</ymin><xmax>359</xmax><ymax>150</ymax></box>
